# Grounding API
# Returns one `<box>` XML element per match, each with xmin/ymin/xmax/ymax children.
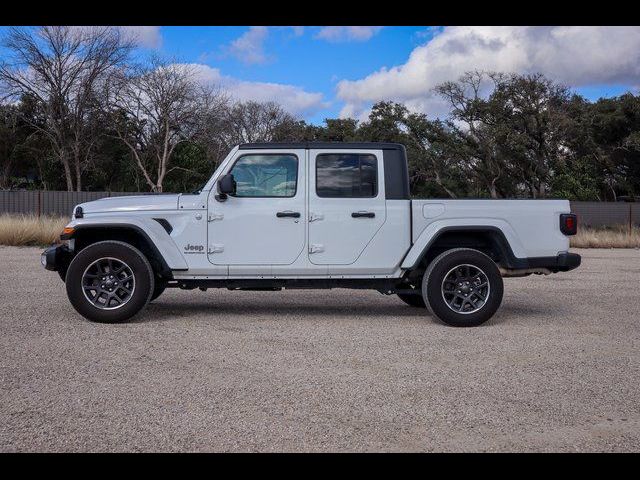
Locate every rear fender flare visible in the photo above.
<box><xmin>401</xmin><ymin>220</ymin><xmax>527</xmax><ymax>270</ymax></box>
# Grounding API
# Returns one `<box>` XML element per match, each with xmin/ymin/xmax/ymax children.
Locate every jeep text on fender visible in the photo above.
<box><xmin>183</xmin><ymin>244</ymin><xmax>205</xmax><ymax>254</ymax></box>
<box><xmin>42</xmin><ymin>142</ymin><xmax>580</xmax><ymax>326</ymax></box>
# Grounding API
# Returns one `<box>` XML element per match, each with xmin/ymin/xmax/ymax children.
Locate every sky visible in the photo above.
<box><xmin>2</xmin><ymin>26</ymin><xmax>639</xmax><ymax>124</ymax></box>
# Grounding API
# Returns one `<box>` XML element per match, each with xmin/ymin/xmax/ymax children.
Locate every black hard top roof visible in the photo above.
<box><xmin>238</xmin><ymin>142</ymin><xmax>405</xmax><ymax>151</ymax></box>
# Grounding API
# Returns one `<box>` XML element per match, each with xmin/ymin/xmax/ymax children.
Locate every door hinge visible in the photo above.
<box><xmin>309</xmin><ymin>213</ymin><xmax>324</xmax><ymax>222</ymax></box>
<box><xmin>208</xmin><ymin>244</ymin><xmax>224</xmax><ymax>254</ymax></box>
<box><xmin>309</xmin><ymin>244</ymin><xmax>325</xmax><ymax>254</ymax></box>
<box><xmin>208</xmin><ymin>213</ymin><xmax>224</xmax><ymax>222</ymax></box>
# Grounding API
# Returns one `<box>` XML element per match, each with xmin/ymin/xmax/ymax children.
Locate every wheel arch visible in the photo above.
<box><xmin>66</xmin><ymin>223</ymin><xmax>180</xmax><ymax>278</ymax></box>
<box><xmin>402</xmin><ymin>225</ymin><xmax>523</xmax><ymax>271</ymax></box>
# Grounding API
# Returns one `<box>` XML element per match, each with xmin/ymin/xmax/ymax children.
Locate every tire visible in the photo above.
<box><xmin>150</xmin><ymin>281</ymin><xmax>167</xmax><ymax>302</ymax></box>
<box><xmin>397</xmin><ymin>292</ymin><xmax>426</xmax><ymax>308</ymax></box>
<box><xmin>65</xmin><ymin>241</ymin><xmax>155</xmax><ymax>323</ymax></box>
<box><xmin>422</xmin><ymin>248</ymin><xmax>503</xmax><ymax>327</ymax></box>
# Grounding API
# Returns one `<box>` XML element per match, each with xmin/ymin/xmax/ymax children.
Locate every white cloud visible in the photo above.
<box><xmin>119</xmin><ymin>26</ymin><xmax>162</xmax><ymax>49</ymax></box>
<box><xmin>315</xmin><ymin>26</ymin><xmax>383</xmax><ymax>42</ymax></box>
<box><xmin>336</xmin><ymin>26</ymin><xmax>640</xmax><ymax>119</ymax></box>
<box><xmin>225</xmin><ymin>26</ymin><xmax>269</xmax><ymax>65</ymax></box>
<box><xmin>70</xmin><ymin>26</ymin><xmax>162</xmax><ymax>49</ymax></box>
<box><xmin>186</xmin><ymin>63</ymin><xmax>328</xmax><ymax>117</ymax></box>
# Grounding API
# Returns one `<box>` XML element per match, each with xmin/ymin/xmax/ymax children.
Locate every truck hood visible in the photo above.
<box><xmin>77</xmin><ymin>194</ymin><xmax>181</xmax><ymax>215</ymax></box>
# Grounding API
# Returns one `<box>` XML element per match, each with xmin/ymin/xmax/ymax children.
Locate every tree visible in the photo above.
<box><xmin>435</xmin><ymin>72</ymin><xmax>507</xmax><ymax>198</ymax></box>
<box><xmin>357</xmin><ymin>101</ymin><xmax>463</xmax><ymax>198</ymax></box>
<box><xmin>403</xmin><ymin>113</ymin><xmax>466</xmax><ymax>198</ymax></box>
<box><xmin>0</xmin><ymin>26</ymin><xmax>133</xmax><ymax>191</ymax></box>
<box><xmin>316</xmin><ymin>118</ymin><xmax>359</xmax><ymax>141</ymax></box>
<box><xmin>489</xmin><ymin>73</ymin><xmax>571</xmax><ymax>198</ymax></box>
<box><xmin>219</xmin><ymin>100</ymin><xmax>298</xmax><ymax>145</ymax></box>
<box><xmin>435</xmin><ymin>71</ymin><xmax>573</xmax><ymax>198</ymax></box>
<box><xmin>548</xmin><ymin>94</ymin><xmax>604</xmax><ymax>200</ymax></box>
<box><xmin>0</xmin><ymin>103</ymin><xmax>29</xmax><ymax>188</ymax></box>
<box><xmin>586</xmin><ymin>93</ymin><xmax>640</xmax><ymax>200</ymax></box>
<box><xmin>106</xmin><ymin>59</ymin><xmax>226</xmax><ymax>192</ymax></box>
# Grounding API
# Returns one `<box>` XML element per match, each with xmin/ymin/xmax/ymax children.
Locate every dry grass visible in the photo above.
<box><xmin>0</xmin><ymin>214</ymin><xmax>69</xmax><ymax>247</ymax></box>
<box><xmin>571</xmin><ymin>226</ymin><xmax>640</xmax><ymax>249</ymax></box>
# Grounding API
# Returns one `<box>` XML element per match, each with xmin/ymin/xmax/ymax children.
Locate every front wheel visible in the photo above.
<box><xmin>397</xmin><ymin>292</ymin><xmax>426</xmax><ymax>308</ymax></box>
<box><xmin>422</xmin><ymin>248</ymin><xmax>503</xmax><ymax>327</ymax></box>
<box><xmin>65</xmin><ymin>241</ymin><xmax>155</xmax><ymax>323</ymax></box>
<box><xmin>150</xmin><ymin>281</ymin><xmax>167</xmax><ymax>302</ymax></box>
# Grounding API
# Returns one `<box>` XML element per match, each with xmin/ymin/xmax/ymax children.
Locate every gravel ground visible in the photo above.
<box><xmin>1</xmin><ymin>246</ymin><xmax>639</xmax><ymax>452</ymax></box>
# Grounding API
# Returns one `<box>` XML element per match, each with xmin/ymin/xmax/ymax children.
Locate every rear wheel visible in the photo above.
<box><xmin>65</xmin><ymin>241</ymin><xmax>155</xmax><ymax>323</ymax></box>
<box><xmin>422</xmin><ymin>248</ymin><xmax>503</xmax><ymax>327</ymax></box>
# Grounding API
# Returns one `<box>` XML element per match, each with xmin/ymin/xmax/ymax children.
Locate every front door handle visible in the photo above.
<box><xmin>276</xmin><ymin>211</ymin><xmax>301</xmax><ymax>218</ymax></box>
<box><xmin>352</xmin><ymin>211</ymin><xmax>375</xmax><ymax>218</ymax></box>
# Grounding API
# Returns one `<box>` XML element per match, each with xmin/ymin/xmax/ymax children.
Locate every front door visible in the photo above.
<box><xmin>308</xmin><ymin>149</ymin><xmax>386</xmax><ymax>265</ymax></box>
<box><xmin>207</xmin><ymin>149</ymin><xmax>306</xmax><ymax>265</ymax></box>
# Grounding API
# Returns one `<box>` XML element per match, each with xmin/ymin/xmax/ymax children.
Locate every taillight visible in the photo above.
<box><xmin>560</xmin><ymin>214</ymin><xmax>577</xmax><ymax>236</ymax></box>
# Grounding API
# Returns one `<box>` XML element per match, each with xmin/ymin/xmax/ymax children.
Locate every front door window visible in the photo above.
<box><xmin>230</xmin><ymin>154</ymin><xmax>298</xmax><ymax>198</ymax></box>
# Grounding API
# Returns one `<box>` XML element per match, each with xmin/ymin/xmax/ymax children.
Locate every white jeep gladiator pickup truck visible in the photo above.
<box><xmin>42</xmin><ymin>142</ymin><xmax>580</xmax><ymax>327</ymax></box>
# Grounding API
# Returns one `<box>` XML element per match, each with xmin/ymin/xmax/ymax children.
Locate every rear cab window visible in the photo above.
<box><xmin>316</xmin><ymin>153</ymin><xmax>378</xmax><ymax>198</ymax></box>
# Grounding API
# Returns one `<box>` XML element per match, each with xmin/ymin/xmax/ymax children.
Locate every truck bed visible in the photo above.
<box><xmin>410</xmin><ymin>199</ymin><xmax>572</xmax><ymax>259</ymax></box>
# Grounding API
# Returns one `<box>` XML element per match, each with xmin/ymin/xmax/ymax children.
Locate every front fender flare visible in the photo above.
<box><xmin>63</xmin><ymin>216</ymin><xmax>188</xmax><ymax>272</ymax></box>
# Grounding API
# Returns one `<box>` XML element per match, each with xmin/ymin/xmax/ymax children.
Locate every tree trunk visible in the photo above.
<box><xmin>488</xmin><ymin>178</ymin><xmax>499</xmax><ymax>199</ymax></box>
<box><xmin>432</xmin><ymin>168</ymin><xmax>456</xmax><ymax>198</ymax></box>
<box><xmin>0</xmin><ymin>168</ymin><xmax>9</xmax><ymax>189</ymax></box>
<box><xmin>119</xmin><ymin>136</ymin><xmax>157</xmax><ymax>192</ymax></box>
<box><xmin>1</xmin><ymin>151</ymin><xmax>14</xmax><ymax>189</ymax></box>
<box><xmin>60</xmin><ymin>153</ymin><xmax>74</xmax><ymax>192</ymax></box>
<box><xmin>441</xmin><ymin>185</ymin><xmax>457</xmax><ymax>199</ymax></box>
<box><xmin>75</xmin><ymin>159</ymin><xmax>82</xmax><ymax>192</ymax></box>
<box><xmin>530</xmin><ymin>184</ymin><xmax>538</xmax><ymax>199</ymax></box>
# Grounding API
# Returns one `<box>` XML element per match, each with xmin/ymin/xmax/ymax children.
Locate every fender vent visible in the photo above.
<box><xmin>153</xmin><ymin>218</ymin><xmax>173</xmax><ymax>234</ymax></box>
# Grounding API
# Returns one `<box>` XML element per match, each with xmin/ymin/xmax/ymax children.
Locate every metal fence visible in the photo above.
<box><xmin>0</xmin><ymin>190</ymin><xmax>154</xmax><ymax>218</ymax></box>
<box><xmin>570</xmin><ymin>201</ymin><xmax>639</xmax><ymax>229</ymax></box>
<box><xmin>0</xmin><ymin>190</ymin><xmax>639</xmax><ymax>229</ymax></box>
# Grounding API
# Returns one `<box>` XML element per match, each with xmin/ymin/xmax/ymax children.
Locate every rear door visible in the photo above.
<box><xmin>207</xmin><ymin>149</ymin><xmax>306</xmax><ymax>266</ymax></box>
<box><xmin>307</xmin><ymin>149</ymin><xmax>386</xmax><ymax>265</ymax></box>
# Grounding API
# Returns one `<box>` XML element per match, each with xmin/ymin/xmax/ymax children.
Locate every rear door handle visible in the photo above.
<box><xmin>352</xmin><ymin>211</ymin><xmax>375</xmax><ymax>218</ymax></box>
<box><xmin>276</xmin><ymin>211</ymin><xmax>301</xmax><ymax>218</ymax></box>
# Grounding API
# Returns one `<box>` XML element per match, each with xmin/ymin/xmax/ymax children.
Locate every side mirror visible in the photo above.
<box><xmin>216</xmin><ymin>173</ymin><xmax>236</xmax><ymax>201</ymax></box>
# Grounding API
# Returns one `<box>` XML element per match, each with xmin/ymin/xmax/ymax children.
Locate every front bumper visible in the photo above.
<box><xmin>41</xmin><ymin>244</ymin><xmax>72</xmax><ymax>271</ymax></box>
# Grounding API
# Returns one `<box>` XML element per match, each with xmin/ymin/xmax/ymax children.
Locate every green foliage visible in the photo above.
<box><xmin>162</xmin><ymin>141</ymin><xmax>212</xmax><ymax>193</ymax></box>
<box><xmin>550</xmin><ymin>157</ymin><xmax>602</xmax><ymax>200</ymax></box>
